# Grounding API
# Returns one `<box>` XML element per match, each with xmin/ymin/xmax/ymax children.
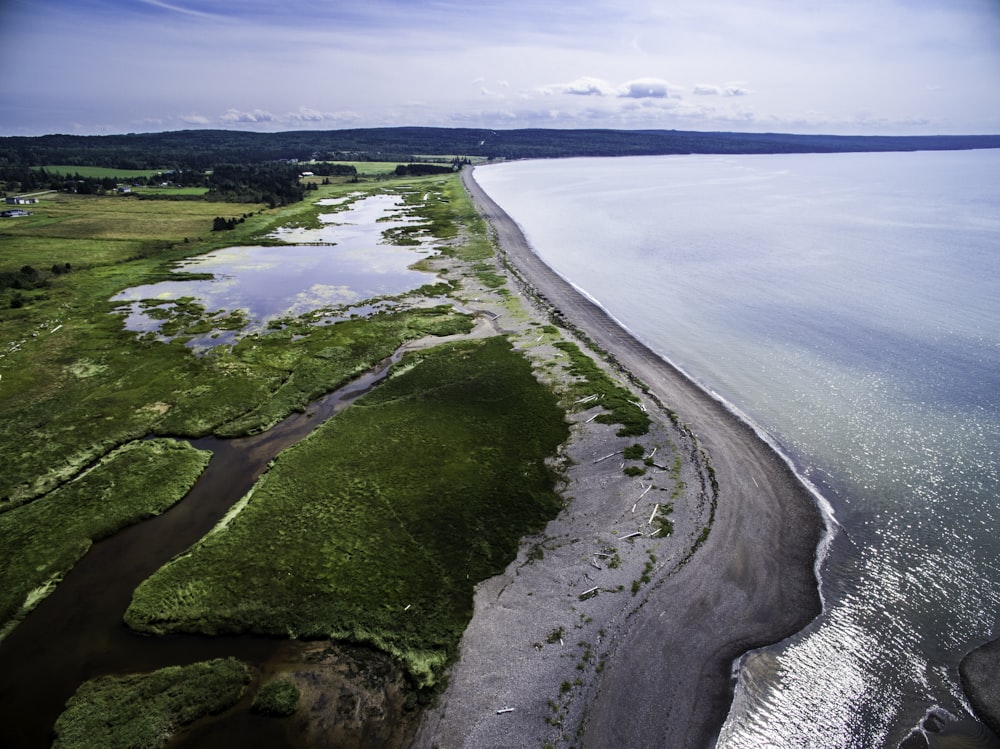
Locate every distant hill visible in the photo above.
<box><xmin>1</xmin><ymin>127</ymin><xmax>998</xmax><ymax>170</ymax></box>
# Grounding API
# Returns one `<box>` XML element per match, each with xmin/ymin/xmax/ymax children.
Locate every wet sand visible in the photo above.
<box><xmin>412</xmin><ymin>168</ymin><xmax>826</xmax><ymax>747</ymax></box>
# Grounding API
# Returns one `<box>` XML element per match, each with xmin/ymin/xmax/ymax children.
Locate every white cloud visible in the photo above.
<box><xmin>540</xmin><ymin>77</ymin><xmax>618</xmax><ymax>96</ymax></box>
<box><xmin>540</xmin><ymin>77</ymin><xmax>680</xmax><ymax>100</ymax></box>
<box><xmin>694</xmin><ymin>83</ymin><xmax>750</xmax><ymax>97</ymax></box>
<box><xmin>287</xmin><ymin>107</ymin><xmax>326</xmax><ymax>122</ymax></box>
<box><xmin>137</xmin><ymin>0</ymin><xmax>224</xmax><ymax>21</ymax></box>
<box><xmin>2</xmin><ymin>0</ymin><xmax>999</xmax><ymax>135</ymax></box>
<box><xmin>220</xmin><ymin>108</ymin><xmax>275</xmax><ymax>124</ymax></box>
<box><xmin>618</xmin><ymin>78</ymin><xmax>677</xmax><ymax>99</ymax></box>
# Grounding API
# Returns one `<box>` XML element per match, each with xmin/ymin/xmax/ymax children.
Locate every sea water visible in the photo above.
<box><xmin>475</xmin><ymin>150</ymin><xmax>1000</xmax><ymax>747</ymax></box>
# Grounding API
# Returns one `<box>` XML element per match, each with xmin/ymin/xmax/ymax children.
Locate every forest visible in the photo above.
<box><xmin>2</xmin><ymin>127</ymin><xmax>998</xmax><ymax>171</ymax></box>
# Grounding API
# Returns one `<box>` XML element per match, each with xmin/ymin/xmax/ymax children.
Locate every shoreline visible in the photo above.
<box><xmin>411</xmin><ymin>167</ymin><xmax>825</xmax><ymax>747</ymax></box>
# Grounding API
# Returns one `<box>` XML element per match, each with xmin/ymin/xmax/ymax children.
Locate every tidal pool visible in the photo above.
<box><xmin>112</xmin><ymin>193</ymin><xmax>438</xmax><ymax>347</ymax></box>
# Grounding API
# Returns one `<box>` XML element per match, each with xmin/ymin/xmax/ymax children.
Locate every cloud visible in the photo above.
<box><xmin>540</xmin><ymin>77</ymin><xmax>618</xmax><ymax>96</ymax></box>
<box><xmin>137</xmin><ymin>0</ymin><xmax>224</xmax><ymax>21</ymax></box>
<box><xmin>618</xmin><ymin>78</ymin><xmax>677</xmax><ymax>99</ymax></box>
<box><xmin>693</xmin><ymin>83</ymin><xmax>750</xmax><ymax>97</ymax></box>
<box><xmin>181</xmin><ymin>113</ymin><xmax>211</xmax><ymax>125</ymax></box>
<box><xmin>287</xmin><ymin>107</ymin><xmax>326</xmax><ymax>122</ymax></box>
<box><xmin>220</xmin><ymin>108</ymin><xmax>275</xmax><ymax>124</ymax></box>
<box><xmin>540</xmin><ymin>77</ymin><xmax>681</xmax><ymax>99</ymax></box>
<box><xmin>284</xmin><ymin>107</ymin><xmax>363</xmax><ymax>125</ymax></box>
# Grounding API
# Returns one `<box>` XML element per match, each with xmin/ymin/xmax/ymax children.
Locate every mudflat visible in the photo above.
<box><xmin>412</xmin><ymin>168</ymin><xmax>825</xmax><ymax>748</ymax></box>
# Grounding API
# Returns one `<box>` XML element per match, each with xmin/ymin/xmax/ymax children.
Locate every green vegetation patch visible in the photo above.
<box><xmin>0</xmin><ymin>438</ymin><xmax>211</xmax><ymax>641</ymax></box>
<box><xmin>52</xmin><ymin>657</ymin><xmax>249</xmax><ymax>749</ymax></box>
<box><xmin>34</xmin><ymin>165</ymin><xmax>166</xmax><ymax>179</ymax></box>
<box><xmin>126</xmin><ymin>337</ymin><xmax>569</xmax><ymax>687</ymax></box>
<box><xmin>251</xmin><ymin>678</ymin><xmax>301</xmax><ymax>717</ymax></box>
<box><xmin>554</xmin><ymin>341</ymin><xmax>650</xmax><ymax>436</ymax></box>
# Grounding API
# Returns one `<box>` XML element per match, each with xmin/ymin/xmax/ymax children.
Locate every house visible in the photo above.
<box><xmin>1</xmin><ymin>209</ymin><xmax>32</xmax><ymax>218</ymax></box>
<box><xmin>5</xmin><ymin>196</ymin><xmax>39</xmax><ymax>205</ymax></box>
<box><xmin>300</xmin><ymin>171</ymin><xmax>315</xmax><ymax>177</ymax></box>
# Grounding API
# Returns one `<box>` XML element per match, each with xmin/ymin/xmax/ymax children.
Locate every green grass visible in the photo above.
<box><xmin>125</xmin><ymin>337</ymin><xmax>569</xmax><ymax>687</ymax></box>
<box><xmin>0</xmin><ymin>439</ymin><xmax>211</xmax><ymax>642</ymax></box>
<box><xmin>0</xmin><ymin>182</ymin><xmax>473</xmax><ymax>503</ymax></box>
<box><xmin>131</xmin><ymin>186</ymin><xmax>210</xmax><ymax>197</ymax></box>
<box><xmin>52</xmin><ymin>658</ymin><xmax>249</xmax><ymax>749</ymax></box>
<box><xmin>251</xmin><ymin>678</ymin><xmax>301</xmax><ymax>716</ymax></box>
<box><xmin>1</xmin><ymin>171</ymin><xmax>563</xmax><ymax>681</ymax></box>
<box><xmin>553</xmin><ymin>341</ymin><xmax>650</xmax><ymax>436</ymax></box>
<box><xmin>34</xmin><ymin>165</ymin><xmax>167</xmax><ymax>179</ymax></box>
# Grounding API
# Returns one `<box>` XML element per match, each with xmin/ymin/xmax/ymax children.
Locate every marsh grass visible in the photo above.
<box><xmin>0</xmin><ymin>439</ymin><xmax>210</xmax><ymax>641</ymax></box>
<box><xmin>251</xmin><ymin>678</ymin><xmax>301</xmax><ymax>716</ymax></box>
<box><xmin>126</xmin><ymin>337</ymin><xmax>569</xmax><ymax>687</ymax></box>
<box><xmin>553</xmin><ymin>341</ymin><xmax>650</xmax><ymax>436</ymax></box>
<box><xmin>0</xmin><ymin>181</ymin><xmax>471</xmax><ymax>503</ymax></box>
<box><xmin>52</xmin><ymin>657</ymin><xmax>249</xmax><ymax>749</ymax></box>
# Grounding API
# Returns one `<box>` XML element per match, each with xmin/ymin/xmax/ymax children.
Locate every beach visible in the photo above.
<box><xmin>409</xmin><ymin>168</ymin><xmax>826</xmax><ymax>748</ymax></box>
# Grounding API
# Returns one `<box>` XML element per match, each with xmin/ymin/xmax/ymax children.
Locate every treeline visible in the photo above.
<box><xmin>2</xmin><ymin>128</ymin><xmax>998</xmax><ymax>169</ymax></box>
<box><xmin>205</xmin><ymin>163</ymin><xmax>305</xmax><ymax>207</ymax></box>
<box><xmin>0</xmin><ymin>165</ymin><xmax>206</xmax><ymax>196</ymax></box>
<box><xmin>394</xmin><ymin>163</ymin><xmax>456</xmax><ymax>176</ymax></box>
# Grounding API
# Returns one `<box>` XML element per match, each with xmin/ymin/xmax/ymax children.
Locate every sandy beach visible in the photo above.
<box><xmin>408</xmin><ymin>169</ymin><xmax>826</xmax><ymax>748</ymax></box>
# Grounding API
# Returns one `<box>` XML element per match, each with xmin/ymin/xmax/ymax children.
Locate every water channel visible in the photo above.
<box><xmin>0</xmin><ymin>350</ymin><xmax>408</xmax><ymax>748</ymax></box>
<box><xmin>0</xmin><ymin>191</ymin><xmax>444</xmax><ymax>747</ymax></box>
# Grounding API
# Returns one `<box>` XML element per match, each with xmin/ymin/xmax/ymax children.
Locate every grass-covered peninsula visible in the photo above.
<box><xmin>126</xmin><ymin>336</ymin><xmax>568</xmax><ymax>686</ymax></box>
<box><xmin>52</xmin><ymin>658</ymin><xmax>250</xmax><ymax>749</ymax></box>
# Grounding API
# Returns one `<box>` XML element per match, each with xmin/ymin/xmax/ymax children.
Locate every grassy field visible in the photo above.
<box><xmin>0</xmin><ymin>176</ymin><xmax>474</xmax><ymax>641</ymax></box>
<box><xmin>0</xmin><ymin>439</ymin><xmax>211</xmax><ymax>641</ymax></box>
<box><xmin>1</xmin><ymin>171</ymin><xmax>576</xmax><ymax>707</ymax></box>
<box><xmin>126</xmin><ymin>337</ymin><xmax>569</xmax><ymax>687</ymax></box>
<box><xmin>34</xmin><ymin>165</ymin><xmax>167</xmax><ymax>179</ymax></box>
<box><xmin>130</xmin><ymin>186</ymin><xmax>210</xmax><ymax>197</ymax></box>
<box><xmin>52</xmin><ymin>658</ymin><xmax>249</xmax><ymax>749</ymax></box>
<box><xmin>0</xmin><ymin>182</ymin><xmax>475</xmax><ymax>504</ymax></box>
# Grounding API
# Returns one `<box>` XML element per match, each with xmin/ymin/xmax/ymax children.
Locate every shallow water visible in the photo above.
<box><xmin>475</xmin><ymin>151</ymin><xmax>1000</xmax><ymax>747</ymax></box>
<box><xmin>112</xmin><ymin>193</ymin><xmax>436</xmax><ymax>347</ymax></box>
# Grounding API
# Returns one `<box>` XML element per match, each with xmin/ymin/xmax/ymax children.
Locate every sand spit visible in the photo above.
<box><xmin>409</xmin><ymin>169</ymin><xmax>825</xmax><ymax>748</ymax></box>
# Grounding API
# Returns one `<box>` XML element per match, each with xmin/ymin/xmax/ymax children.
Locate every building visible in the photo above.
<box><xmin>5</xmin><ymin>196</ymin><xmax>39</xmax><ymax>205</ymax></box>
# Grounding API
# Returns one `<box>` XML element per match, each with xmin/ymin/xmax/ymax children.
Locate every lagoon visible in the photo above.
<box><xmin>112</xmin><ymin>193</ymin><xmax>437</xmax><ymax>346</ymax></box>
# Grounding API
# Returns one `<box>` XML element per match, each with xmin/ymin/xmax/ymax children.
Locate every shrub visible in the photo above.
<box><xmin>251</xmin><ymin>678</ymin><xmax>300</xmax><ymax>717</ymax></box>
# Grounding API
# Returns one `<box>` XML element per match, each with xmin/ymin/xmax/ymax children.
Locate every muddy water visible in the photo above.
<box><xmin>0</xmin><ymin>353</ymin><xmax>407</xmax><ymax>749</ymax></box>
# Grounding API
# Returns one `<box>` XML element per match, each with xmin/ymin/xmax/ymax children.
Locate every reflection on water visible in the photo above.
<box><xmin>475</xmin><ymin>151</ymin><xmax>1000</xmax><ymax>747</ymax></box>
<box><xmin>112</xmin><ymin>193</ymin><xmax>437</xmax><ymax>347</ymax></box>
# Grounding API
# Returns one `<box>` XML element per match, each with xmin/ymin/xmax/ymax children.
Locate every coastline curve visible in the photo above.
<box><xmin>461</xmin><ymin>164</ymin><xmax>825</xmax><ymax>747</ymax></box>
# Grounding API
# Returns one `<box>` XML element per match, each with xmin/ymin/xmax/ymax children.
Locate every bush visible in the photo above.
<box><xmin>52</xmin><ymin>658</ymin><xmax>249</xmax><ymax>749</ymax></box>
<box><xmin>622</xmin><ymin>444</ymin><xmax>645</xmax><ymax>460</ymax></box>
<box><xmin>251</xmin><ymin>678</ymin><xmax>300</xmax><ymax>717</ymax></box>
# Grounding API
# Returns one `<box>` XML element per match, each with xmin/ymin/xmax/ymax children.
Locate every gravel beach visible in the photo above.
<box><xmin>409</xmin><ymin>168</ymin><xmax>826</xmax><ymax>748</ymax></box>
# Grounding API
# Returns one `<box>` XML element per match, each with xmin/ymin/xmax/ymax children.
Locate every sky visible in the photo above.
<box><xmin>1</xmin><ymin>0</ymin><xmax>999</xmax><ymax>136</ymax></box>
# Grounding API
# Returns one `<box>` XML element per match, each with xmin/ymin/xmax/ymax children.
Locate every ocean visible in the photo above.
<box><xmin>474</xmin><ymin>150</ymin><xmax>1000</xmax><ymax>748</ymax></box>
